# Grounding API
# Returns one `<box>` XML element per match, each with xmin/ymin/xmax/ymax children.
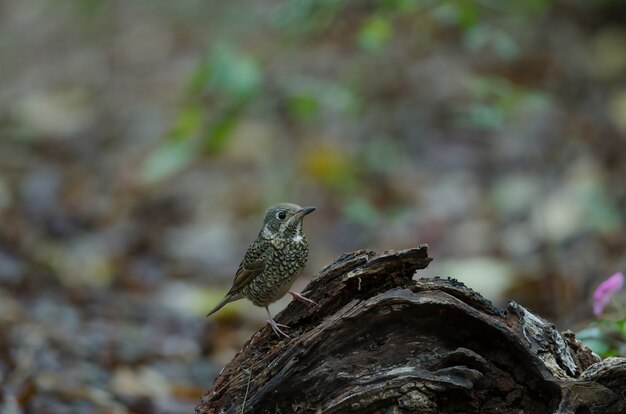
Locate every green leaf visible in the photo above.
<box><xmin>140</xmin><ymin>140</ymin><xmax>196</xmax><ymax>185</ymax></box>
<box><xmin>460</xmin><ymin>103</ymin><xmax>507</xmax><ymax>129</ymax></box>
<box><xmin>453</xmin><ymin>1</ymin><xmax>479</xmax><ymax>28</ymax></box>
<box><xmin>270</xmin><ymin>0</ymin><xmax>344</xmax><ymax>35</ymax></box>
<box><xmin>581</xmin><ymin>338</ymin><xmax>610</xmax><ymax>356</ymax></box>
<box><xmin>343</xmin><ymin>198</ymin><xmax>381</xmax><ymax>227</ymax></box>
<box><xmin>187</xmin><ymin>44</ymin><xmax>261</xmax><ymax>101</ymax></box>
<box><xmin>464</xmin><ymin>26</ymin><xmax>520</xmax><ymax>60</ymax></box>
<box><xmin>577</xmin><ymin>326</ymin><xmax>617</xmax><ymax>357</ymax></box>
<box><xmin>170</xmin><ymin>104</ymin><xmax>203</xmax><ymax>140</ymax></box>
<box><xmin>358</xmin><ymin>16</ymin><xmax>392</xmax><ymax>53</ymax></box>
<box><xmin>203</xmin><ymin>109</ymin><xmax>242</xmax><ymax>154</ymax></box>
<box><xmin>287</xmin><ymin>94</ymin><xmax>320</xmax><ymax>120</ymax></box>
<box><xmin>209</xmin><ymin>45</ymin><xmax>261</xmax><ymax>100</ymax></box>
<box><xmin>377</xmin><ymin>0</ymin><xmax>419</xmax><ymax>13</ymax></box>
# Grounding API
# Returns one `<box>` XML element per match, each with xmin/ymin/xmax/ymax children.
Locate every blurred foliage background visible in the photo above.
<box><xmin>1</xmin><ymin>0</ymin><xmax>625</xmax><ymax>412</ymax></box>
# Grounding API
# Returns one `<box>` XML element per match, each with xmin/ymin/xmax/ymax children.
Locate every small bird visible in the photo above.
<box><xmin>206</xmin><ymin>203</ymin><xmax>317</xmax><ymax>338</ymax></box>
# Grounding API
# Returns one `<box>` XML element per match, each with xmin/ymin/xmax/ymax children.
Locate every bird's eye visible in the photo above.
<box><xmin>276</xmin><ymin>211</ymin><xmax>287</xmax><ymax>220</ymax></box>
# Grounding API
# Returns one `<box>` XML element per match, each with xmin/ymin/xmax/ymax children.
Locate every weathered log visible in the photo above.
<box><xmin>196</xmin><ymin>246</ymin><xmax>626</xmax><ymax>414</ymax></box>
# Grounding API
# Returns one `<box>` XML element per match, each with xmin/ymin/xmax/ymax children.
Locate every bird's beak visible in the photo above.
<box><xmin>296</xmin><ymin>206</ymin><xmax>316</xmax><ymax>217</ymax></box>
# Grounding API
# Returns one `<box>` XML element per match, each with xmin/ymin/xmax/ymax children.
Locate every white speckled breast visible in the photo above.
<box><xmin>242</xmin><ymin>237</ymin><xmax>309</xmax><ymax>307</ymax></box>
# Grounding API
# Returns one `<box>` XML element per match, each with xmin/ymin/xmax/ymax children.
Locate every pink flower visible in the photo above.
<box><xmin>593</xmin><ymin>272</ymin><xmax>624</xmax><ymax>316</ymax></box>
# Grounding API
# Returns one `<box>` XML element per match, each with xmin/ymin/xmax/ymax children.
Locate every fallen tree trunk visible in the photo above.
<box><xmin>196</xmin><ymin>246</ymin><xmax>626</xmax><ymax>414</ymax></box>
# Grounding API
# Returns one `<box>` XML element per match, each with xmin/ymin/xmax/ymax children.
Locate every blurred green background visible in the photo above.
<box><xmin>1</xmin><ymin>0</ymin><xmax>625</xmax><ymax>412</ymax></box>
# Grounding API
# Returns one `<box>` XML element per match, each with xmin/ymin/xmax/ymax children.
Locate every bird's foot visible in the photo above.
<box><xmin>267</xmin><ymin>318</ymin><xmax>290</xmax><ymax>338</ymax></box>
<box><xmin>289</xmin><ymin>291</ymin><xmax>318</xmax><ymax>306</ymax></box>
<box><xmin>265</xmin><ymin>306</ymin><xmax>290</xmax><ymax>338</ymax></box>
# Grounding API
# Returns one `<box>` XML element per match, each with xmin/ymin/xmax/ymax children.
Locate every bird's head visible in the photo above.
<box><xmin>261</xmin><ymin>203</ymin><xmax>316</xmax><ymax>239</ymax></box>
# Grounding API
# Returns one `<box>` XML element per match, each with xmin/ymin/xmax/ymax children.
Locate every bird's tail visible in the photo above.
<box><xmin>206</xmin><ymin>292</ymin><xmax>242</xmax><ymax>317</ymax></box>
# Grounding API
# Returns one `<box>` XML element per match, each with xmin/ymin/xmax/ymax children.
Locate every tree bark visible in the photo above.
<box><xmin>196</xmin><ymin>246</ymin><xmax>626</xmax><ymax>414</ymax></box>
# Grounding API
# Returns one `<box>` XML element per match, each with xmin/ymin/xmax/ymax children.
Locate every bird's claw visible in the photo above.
<box><xmin>267</xmin><ymin>319</ymin><xmax>290</xmax><ymax>338</ymax></box>
<box><xmin>289</xmin><ymin>291</ymin><xmax>318</xmax><ymax>307</ymax></box>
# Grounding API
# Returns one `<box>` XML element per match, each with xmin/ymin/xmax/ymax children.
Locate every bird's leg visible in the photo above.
<box><xmin>265</xmin><ymin>307</ymin><xmax>290</xmax><ymax>338</ymax></box>
<box><xmin>289</xmin><ymin>291</ymin><xmax>318</xmax><ymax>306</ymax></box>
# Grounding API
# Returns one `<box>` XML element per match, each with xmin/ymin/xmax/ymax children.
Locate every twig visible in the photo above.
<box><xmin>241</xmin><ymin>369</ymin><xmax>252</xmax><ymax>414</ymax></box>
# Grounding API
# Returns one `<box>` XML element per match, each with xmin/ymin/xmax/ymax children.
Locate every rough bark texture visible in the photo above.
<box><xmin>196</xmin><ymin>246</ymin><xmax>626</xmax><ymax>414</ymax></box>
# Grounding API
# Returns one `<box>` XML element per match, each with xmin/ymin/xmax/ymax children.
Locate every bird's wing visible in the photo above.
<box><xmin>229</xmin><ymin>238</ymin><xmax>271</xmax><ymax>294</ymax></box>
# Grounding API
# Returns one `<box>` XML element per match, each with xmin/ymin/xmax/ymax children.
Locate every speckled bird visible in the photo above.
<box><xmin>206</xmin><ymin>203</ymin><xmax>317</xmax><ymax>338</ymax></box>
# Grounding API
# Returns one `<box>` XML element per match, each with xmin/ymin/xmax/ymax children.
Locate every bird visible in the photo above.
<box><xmin>206</xmin><ymin>203</ymin><xmax>317</xmax><ymax>338</ymax></box>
